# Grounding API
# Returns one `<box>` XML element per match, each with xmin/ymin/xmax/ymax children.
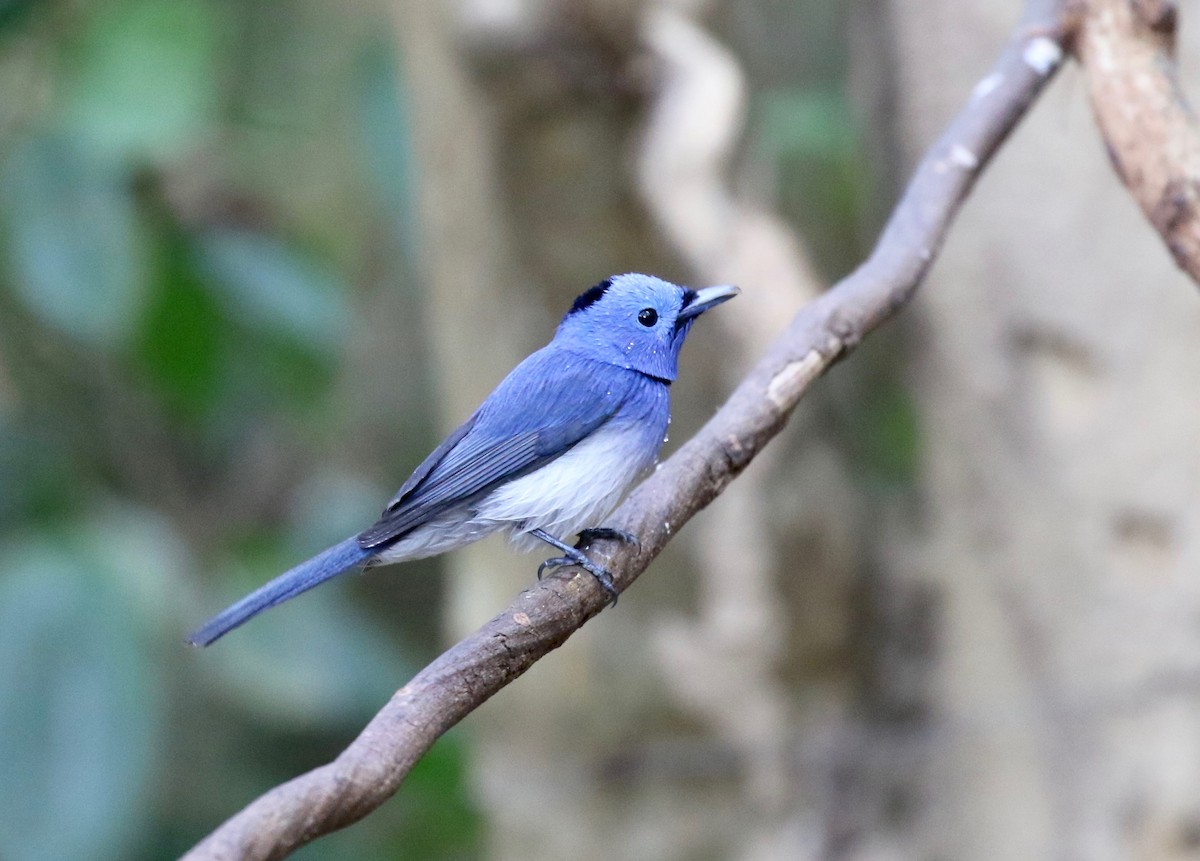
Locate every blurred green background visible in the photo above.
<box><xmin>0</xmin><ymin>0</ymin><xmax>874</xmax><ymax>858</ymax></box>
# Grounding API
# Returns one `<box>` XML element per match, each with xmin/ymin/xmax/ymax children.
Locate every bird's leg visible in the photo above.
<box><xmin>577</xmin><ymin>527</ymin><xmax>638</xmax><ymax>547</ymax></box>
<box><xmin>529</xmin><ymin>527</ymin><xmax>619</xmax><ymax>606</ymax></box>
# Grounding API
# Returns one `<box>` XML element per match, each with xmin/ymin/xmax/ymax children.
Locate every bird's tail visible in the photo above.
<box><xmin>187</xmin><ymin>536</ymin><xmax>373</xmax><ymax>647</ymax></box>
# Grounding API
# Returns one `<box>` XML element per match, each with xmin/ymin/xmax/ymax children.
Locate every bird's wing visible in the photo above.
<box><xmin>358</xmin><ymin>351</ymin><xmax>637</xmax><ymax>549</ymax></box>
<box><xmin>380</xmin><ymin>413</ymin><xmax>479</xmax><ymax>510</ymax></box>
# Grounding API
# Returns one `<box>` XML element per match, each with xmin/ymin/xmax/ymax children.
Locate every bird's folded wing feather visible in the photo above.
<box><xmin>358</xmin><ymin>351</ymin><xmax>637</xmax><ymax>549</ymax></box>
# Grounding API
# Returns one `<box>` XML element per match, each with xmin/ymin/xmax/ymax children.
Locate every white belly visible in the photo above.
<box><xmin>476</xmin><ymin>420</ymin><xmax>658</xmax><ymax>551</ymax></box>
<box><xmin>372</xmin><ymin>420</ymin><xmax>660</xmax><ymax>564</ymax></box>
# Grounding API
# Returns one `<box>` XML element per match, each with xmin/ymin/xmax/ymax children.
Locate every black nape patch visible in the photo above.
<box><xmin>569</xmin><ymin>278</ymin><xmax>613</xmax><ymax>315</ymax></box>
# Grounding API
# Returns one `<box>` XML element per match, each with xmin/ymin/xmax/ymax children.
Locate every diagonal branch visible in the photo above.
<box><xmin>1074</xmin><ymin>0</ymin><xmax>1200</xmax><ymax>285</ymax></box>
<box><xmin>182</xmin><ymin>1</ymin><xmax>1071</xmax><ymax>858</ymax></box>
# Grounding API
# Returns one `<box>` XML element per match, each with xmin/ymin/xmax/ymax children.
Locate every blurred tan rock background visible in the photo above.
<box><xmin>395</xmin><ymin>1</ymin><xmax>1200</xmax><ymax>859</ymax></box>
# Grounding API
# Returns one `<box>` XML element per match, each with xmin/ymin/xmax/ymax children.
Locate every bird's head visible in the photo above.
<box><xmin>553</xmin><ymin>273</ymin><xmax>739</xmax><ymax>382</ymax></box>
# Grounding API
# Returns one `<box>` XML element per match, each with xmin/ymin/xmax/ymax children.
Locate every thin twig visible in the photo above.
<box><xmin>182</xmin><ymin>1</ymin><xmax>1071</xmax><ymax>858</ymax></box>
<box><xmin>1074</xmin><ymin>0</ymin><xmax>1200</xmax><ymax>285</ymax></box>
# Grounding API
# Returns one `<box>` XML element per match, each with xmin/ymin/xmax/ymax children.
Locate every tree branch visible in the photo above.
<box><xmin>182</xmin><ymin>1</ymin><xmax>1071</xmax><ymax>858</ymax></box>
<box><xmin>1075</xmin><ymin>0</ymin><xmax>1200</xmax><ymax>284</ymax></box>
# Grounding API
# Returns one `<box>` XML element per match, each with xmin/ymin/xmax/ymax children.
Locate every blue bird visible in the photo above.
<box><xmin>187</xmin><ymin>274</ymin><xmax>738</xmax><ymax>646</ymax></box>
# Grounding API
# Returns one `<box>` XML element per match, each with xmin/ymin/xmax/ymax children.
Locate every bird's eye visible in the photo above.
<box><xmin>637</xmin><ymin>308</ymin><xmax>658</xmax><ymax>327</ymax></box>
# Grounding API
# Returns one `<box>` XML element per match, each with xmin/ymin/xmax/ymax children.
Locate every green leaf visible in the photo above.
<box><xmin>198</xmin><ymin>229</ymin><xmax>350</xmax><ymax>353</ymax></box>
<box><xmin>0</xmin><ymin>134</ymin><xmax>147</xmax><ymax>347</ymax></box>
<box><xmin>202</xmin><ymin>576</ymin><xmax>414</xmax><ymax>728</ymax></box>
<box><xmin>0</xmin><ymin>0</ymin><xmax>38</xmax><ymax>35</ymax></box>
<box><xmin>62</xmin><ymin>0</ymin><xmax>219</xmax><ymax>163</ymax></box>
<box><xmin>756</xmin><ymin>87</ymin><xmax>858</xmax><ymax>158</ymax></box>
<box><xmin>357</xmin><ymin>39</ymin><xmax>419</xmax><ymax>255</ymax></box>
<box><xmin>0</xmin><ymin>420</ymin><xmax>74</xmax><ymax>525</ymax></box>
<box><xmin>289</xmin><ymin>733</ymin><xmax>481</xmax><ymax>861</ymax></box>
<box><xmin>842</xmin><ymin>374</ymin><xmax>922</xmax><ymax>488</ymax></box>
<box><xmin>753</xmin><ymin>86</ymin><xmax>872</xmax><ymax>274</ymax></box>
<box><xmin>0</xmin><ymin>526</ymin><xmax>166</xmax><ymax>861</ymax></box>
<box><xmin>201</xmin><ymin>473</ymin><xmax>412</xmax><ymax>727</ymax></box>
<box><xmin>135</xmin><ymin>224</ymin><xmax>225</xmax><ymax>418</ymax></box>
<box><xmin>396</xmin><ymin>733</ymin><xmax>482</xmax><ymax>859</ymax></box>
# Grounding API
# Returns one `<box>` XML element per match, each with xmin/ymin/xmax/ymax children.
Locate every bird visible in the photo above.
<box><xmin>187</xmin><ymin>273</ymin><xmax>739</xmax><ymax>646</ymax></box>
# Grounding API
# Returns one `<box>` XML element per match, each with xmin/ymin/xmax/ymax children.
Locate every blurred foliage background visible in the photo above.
<box><xmin>0</xmin><ymin>0</ymin><xmax>477</xmax><ymax>857</ymax></box>
<box><xmin>0</xmin><ymin>0</ymin><xmax>873</xmax><ymax>858</ymax></box>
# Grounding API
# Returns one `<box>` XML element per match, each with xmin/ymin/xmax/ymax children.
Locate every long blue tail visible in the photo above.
<box><xmin>187</xmin><ymin>536</ymin><xmax>373</xmax><ymax>647</ymax></box>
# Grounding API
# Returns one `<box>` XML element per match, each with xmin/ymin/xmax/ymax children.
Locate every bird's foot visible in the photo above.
<box><xmin>538</xmin><ymin>549</ymin><xmax>618</xmax><ymax>606</ymax></box>
<box><xmin>528</xmin><ymin>526</ymin><xmax>621</xmax><ymax>606</ymax></box>
<box><xmin>577</xmin><ymin>526</ymin><xmax>639</xmax><ymax>547</ymax></box>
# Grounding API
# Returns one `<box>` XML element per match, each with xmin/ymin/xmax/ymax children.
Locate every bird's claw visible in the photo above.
<box><xmin>537</xmin><ymin>551</ymin><xmax>619</xmax><ymax>607</ymax></box>
<box><xmin>537</xmin><ymin>556</ymin><xmax>572</xmax><ymax>580</ymax></box>
<box><xmin>578</xmin><ymin>526</ymin><xmax>639</xmax><ymax>547</ymax></box>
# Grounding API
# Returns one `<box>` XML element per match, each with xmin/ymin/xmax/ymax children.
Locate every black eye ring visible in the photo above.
<box><xmin>637</xmin><ymin>308</ymin><xmax>658</xmax><ymax>327</ymax></box>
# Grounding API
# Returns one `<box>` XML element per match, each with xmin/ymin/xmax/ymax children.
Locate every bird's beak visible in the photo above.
<box><xmin>678</xmin><ymin>284</ymin><xmax>740</xmax><ymax>322</ymax></box>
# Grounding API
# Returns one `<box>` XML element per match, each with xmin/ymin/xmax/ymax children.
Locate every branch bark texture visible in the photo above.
<box><xmin>183</xmin><ymin>1</ymin><xmax>1071</xmax><ymax>857</ymax></box>
<box><xmin>1076</xmin><ymin>0</ymin><xmax>1200</xmax><ymax>283</ymax></box>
